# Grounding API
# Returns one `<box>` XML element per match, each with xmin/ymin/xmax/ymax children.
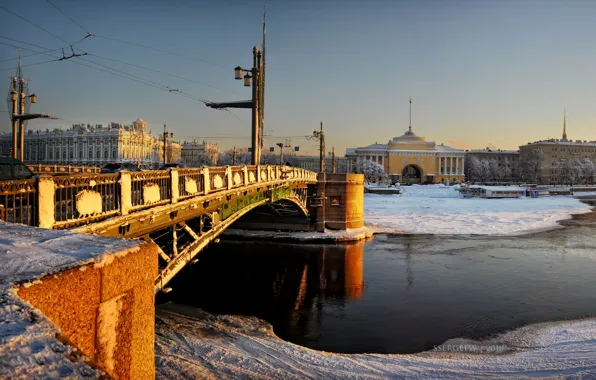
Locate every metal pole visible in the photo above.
<box><xmin>319</xmin><ymin>122</ymin><xmax>325</xmax><ymax>173</ymax></box>
<box><xmin>251</xmin><ymin>46</ymin><xmax>260</xmax><ymax>165</ymax></box>
<box><xmin>233</xmin><ymin>146</ymin><xmax>237</xmax><ymax>165</ymax></box>
<box><xmin>11</xmin><ymin>78</ymin><xmax>18</xmax><ymax>159</ymax></box>
<box><xmin>163</xmin><ymin>124</ymin><xmax>167</xmax><ymax>165</ymax></box>
<box><xmin>18</xmin><ymin>78</ymin><xmax>25</xmax><ymax>162</ymax></box>
<box><xmin>332</xmin><ymin>147</ymin><xmax>336</xmax><ymax>173</ymax></box>
<box><xmin>280</xmin><ymin>144</ymin><xmax>284</xmax><ymax>165</ymax></box>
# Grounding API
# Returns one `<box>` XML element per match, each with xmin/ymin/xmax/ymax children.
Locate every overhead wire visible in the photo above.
<box><xmin>43</xmin><ymin>0</ymin><xmax>91</xmax><ymax>35</ymax></box>
<box><xmin>0</xmin><ymin>5</ymin><xmax>77</xmax><ymax>46</ymax></box>
<box><xmin>92</xmin><ymin>35</ymin><xmax>227</xmax><ymax>69</ymax></box>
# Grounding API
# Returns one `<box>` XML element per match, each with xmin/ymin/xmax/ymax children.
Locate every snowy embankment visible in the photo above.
<box><xmin>366</xmin><ymin>184</ymin><xmax>592</xmax><ymax>235</ymax></box>
<box><xmin>156</xmin><ymin>304</ymin><xmax>596</xmax><ymax>379</ymax></box>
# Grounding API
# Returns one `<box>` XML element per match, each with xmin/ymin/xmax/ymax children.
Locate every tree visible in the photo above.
<box><xmin>356</xmin><ymin>160</ymin><xmax>387</xmax><ymax>183</ymax></box>
<box><xmin>218</xmin><ymin>148</ymin><xmax>252</xmax><ymax>166</ymax></box>
<box><xmin>519</xmin><ymin>148</ymin><xmax>544</xmax><ymax>183</ymax></box>
<box><xmin>582</xmin><ymin>158</ymin><xmax>596</xmax><ymax>185</ymax></box>
<box><xmin>467</xmin><ymin>156</ymin><xmax>482</xmax><ymax>182</ymax></box>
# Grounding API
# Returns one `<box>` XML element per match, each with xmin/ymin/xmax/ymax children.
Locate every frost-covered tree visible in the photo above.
<box><xmin>218</xmin><ymin>148</ymin><xmax>252</xmax><ymax>166</ymax></box>
<box><xmin>467</xmin><ymin>156</ymin><xmax>482</xmax><ymax>182</ymax></box>
<box><xmin>581</xmin><ymin>158</ymin><xmax>596</xmax><ymax>185</ymax></box>
<box><xmin>560</xmin><ymin>157</ymin><xmax>584</xmax><ymax>185</ymax></box>
<box><xmin>519</xmin><ymin>148</ymin><xmax>544</xmax><ymax>183</ymax></box>
<box><xmin>356</xmin><ymin>160</ymin><xmax>387</xmax><ymax>183</ymax></box>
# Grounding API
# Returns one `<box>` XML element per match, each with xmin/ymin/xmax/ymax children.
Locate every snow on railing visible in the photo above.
<box><xmin>0</xmin><ymin>165</ymin><xmax>317</xmax><ymax>229</ymax></box>
<box><xmin>28</xmin><ymin>164</ymin><xmax>101</xmax><ymax>175</ymax></box>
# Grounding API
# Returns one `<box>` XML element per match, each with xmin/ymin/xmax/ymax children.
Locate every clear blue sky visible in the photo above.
<box><xmin>1</xmin><ymin>0</ymin><xmax>595</xmax><ymax>155</ymax></box>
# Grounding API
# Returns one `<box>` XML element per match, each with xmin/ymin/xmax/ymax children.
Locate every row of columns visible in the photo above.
<box><xmin>439</xmin><ymin>156</ymin><xmax>464</xmax><ymax>175</ymax></box>
<box><xmin>364</xmin><ymin>155</ymin><xmax>384</xmax><ymax>166</ymax></box>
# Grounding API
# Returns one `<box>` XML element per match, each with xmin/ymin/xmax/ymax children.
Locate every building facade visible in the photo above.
<box><xmin>519</xmin><ymin>114</ymin><xmax>596</xmax><ymax>184</ymax></box>
<box><xmin>347</xmin><ymin>126</ymin><xmax>465</xmax><ymax>184</ymax></box>
<box><xmin>0</xmin><ymin>117</ymin><xmax>181</xmax><ymax>167</ymax></box>
<box><xmin>180</xmin><ymin>140</ymin><xmax>219</xmax><ymax>166</ymax></box>
<box><xmin>464</xmin><ymin>148</ymin><xmax>520</xmax><ymax>181</ymax></box>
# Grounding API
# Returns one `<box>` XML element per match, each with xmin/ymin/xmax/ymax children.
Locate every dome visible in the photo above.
<box><xmin>390</xmin><ymin>127</ymin><xmax>428</xmax><ymax>144</ymax></box>
<box><xmin>134</xmin><ymin>117</ymin><xmax>147</xmax><ymax>126</ymax></box>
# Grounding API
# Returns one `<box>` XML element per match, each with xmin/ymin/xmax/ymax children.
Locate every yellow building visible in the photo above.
<box><xmin>348</xmin><ymin>126</ymin><xmax>465</xmax><ymax>184</ymax></box>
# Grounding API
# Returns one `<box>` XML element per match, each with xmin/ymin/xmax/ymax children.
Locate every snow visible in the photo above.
<box><xmin>0</xmin><ymin>222</ymin><xmax>143</xmax><ymax>379</ymax></box>
<box><xmin>155</xmin><ymin>303</ymin><xmax>596</xmax><ymax>379</ymax></box>
<box><xmin>222</xmin><ymin>226</ymin><xmax>374</xmax><ymax>242</ymax></box>
<box><xmin>365</xmin><ymin>185</ymin><xmax>592</xmax><ymax>235</ymax></box>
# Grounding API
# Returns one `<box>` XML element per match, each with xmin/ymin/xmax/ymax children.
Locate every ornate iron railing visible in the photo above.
<box><xmin>178</xmin><ymin>168</ymin><xmax>205</xmax><ymax>200</ymax></box>
<box><xmin>0</xmin><ymin>165</ymin><xmax>317</xmax><ymax>229</ymax></box>
<box><xmin>53</xmin><ymin>173</ymin><xmax>120</xmax><ymax>228</ymax></box>
<box><xmin>0</xmin><ymin>179</ymin><xmax>37</xmax><ymax>226</ymax></box>
<box><xmin>129</xmin><ymin>171</ymin><xmax>171</xmax><ymax>211</ymax></box>
<box><xmin>28</xmin><ymin>164</ymin><xmax>101</xmax><ymax>175</ymax></box>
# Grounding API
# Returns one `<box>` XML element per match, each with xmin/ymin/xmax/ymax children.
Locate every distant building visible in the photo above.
<box><xmin>519</xmin><ymin>112</ymin><xmax>596</xmax><ymax>183</ymax></box>
<box><xmin>347</xmin><ymin>123</ymin><xmax>465</xmax><ymax>184</ymax></box>
<box><xmin>0</xmin><ymin>117</ymin><xmax>181</xmax><ymax>167</ymax></box>
<box><xmin>181</xmin><ymin>139</ymin><xmax>219</xmax><ymax>166</ymax></box>
<box><xmin>285</xmin><ymin>155</ymin><xmax>352</xmax><ymax>173</ymax></box>
<box><xmin>464</xmin><ymin>148</ymin><xmax>519</xmax><ymax>180</ymax></box>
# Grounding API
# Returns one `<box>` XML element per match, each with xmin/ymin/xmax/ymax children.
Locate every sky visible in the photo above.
<box><xmin>1</xmin><ymin>0</ymin><xmax>595</xmax><ymax>156</ymax></box>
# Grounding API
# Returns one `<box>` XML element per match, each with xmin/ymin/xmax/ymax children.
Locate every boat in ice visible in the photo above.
<box><xmin>459</xmin><ymin>185</ymin><xmax>526</xmax><ymax>199</ymax></box>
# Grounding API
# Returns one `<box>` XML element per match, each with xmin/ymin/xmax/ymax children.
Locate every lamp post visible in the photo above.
<box><xmin>328</xmin><ymin>147</ymin><xmax>336</xmax><ymax>173</ymax></box>
<box><xmin>313</xmin><ymin>122</ymin><xmax>325</xmax><ymax>173</ymax></box>
<box><xmin>161</xmin><ymin>124</ymin><xmax>174</xmax><ymax>165</ymax></box>
<box><xmin>206</xmin><ymin>46</ymin><xmax>262</xmax><ymax>166</ymax></box>
<box><xmin>234</xmin><ymin>46</ymin><xmax>261</xmax><ymax>165</ymax></box>
<box><xmin>9</xmin><ymin>73</ymin><xmax>53</xmax><ymax>160</ymax></box>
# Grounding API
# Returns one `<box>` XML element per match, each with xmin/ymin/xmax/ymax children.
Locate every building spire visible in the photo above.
<box><xmin>562</xmin><ymin>108</ymin><xmax>568</xmax><ymax>141</ymax></box>
<box><xmin>408</xmin><ymin>96</ymin><xmax>412</xmax><ymax>133</ymax></box>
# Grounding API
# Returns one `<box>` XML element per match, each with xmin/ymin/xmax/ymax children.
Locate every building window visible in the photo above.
<box><xmin>112</xmin><ymin>149</ymin><xmax>117</xmax><ymax>159</ymax></box>
<box><xmin>97</xmin><ymin>150</ymin><xmax>101</xmax><ymax>159</ymax></box>
<box><xmin>79</xmin><ymin>150</ymin><xmax>83</xmax><ymax>159</ymax></box>
<box><xmin>104</xmin><ymin>150</ymin><xmax>108</xmax><ymax>160</ymax></box>
<box><xmin>89</xmin><ymin>150</ymin><xmax>93</xmax><ymax>159</ymax></box>
<box><xmin>62</xmin><ymin>149</ymin><xmax>67</xmax><ymax>160</ymax></box>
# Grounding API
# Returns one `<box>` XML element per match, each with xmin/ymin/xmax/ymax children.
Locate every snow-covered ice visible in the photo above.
<box><xmin>156</xmin><ymin>303</ymin><xmax>596</xmax><ymax>379</ymax></box>
<box><xmin>365</xmin><ymin>184</ymin><xmax>592</xmax><ymax>235</ymax></box>
<box><xmin>0</xmin><ymin>222</ymin><xmax>143</xmax><ymax>379</ymax></box>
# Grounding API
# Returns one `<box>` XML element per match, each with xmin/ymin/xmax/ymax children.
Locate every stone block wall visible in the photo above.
<box><xmin>324</xmin><ymin>173</ymin><xmax>364</xmax><ymax>230</ymax></box>
<box><xmin>17</xmin><ymin>243</ymin><xmax>158</xmax><ymax>380</ymax></box>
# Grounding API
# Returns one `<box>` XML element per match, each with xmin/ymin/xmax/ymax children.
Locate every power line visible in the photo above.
<box><xmin>44</xmin><ymin>0</ymin><xmax>90</xmax><ymax>35</ymax></box>
<box><xmin>0</xmin><ymin>58</ymin><xmax>60</xmax><ymax>72</ymax></box>
<box><xmin>0</xmin><ymin>47</ymin><xmax>62</xmax><ymax>63</ymax></box>
<box><xmin>0</xmin><ymin>5</ymin><xmax>76</xmax><ymax>46</ymax></box>
<box><xmin>87</xmin><ymin>53</ymin><xmax>226</xmax><ymax>92</ymax></box>
<box><xmin>93</xmin><ymin>34</ymin><xmax>227</xmax><ymax>69</ymax></box>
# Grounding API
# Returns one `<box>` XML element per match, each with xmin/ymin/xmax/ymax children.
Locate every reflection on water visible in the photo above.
<box><xmin>163</xmin><ymin>225</ymin><xmax>596</xmax><ymax>354</ymax></box>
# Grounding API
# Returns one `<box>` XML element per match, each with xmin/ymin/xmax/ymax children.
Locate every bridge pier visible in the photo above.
<box><xmin>311</xmin><ymin>173</ymin><xmax>365</xmax><ymax>231</ymax></box>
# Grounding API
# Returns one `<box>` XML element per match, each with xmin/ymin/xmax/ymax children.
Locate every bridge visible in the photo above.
<box><xmin>0</xmin><ymin>165</ymin><xmax>319</xmax><ymax>291</ymax></box>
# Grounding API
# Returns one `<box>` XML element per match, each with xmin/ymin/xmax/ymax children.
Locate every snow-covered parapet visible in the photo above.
<box><xmin>0</xmin><ymin>223</ymin><xmax>158</xmax><ymax>379</ymax></box>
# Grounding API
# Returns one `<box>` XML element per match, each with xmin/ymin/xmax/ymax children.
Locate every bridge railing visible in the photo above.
<box><xmin>28</xmin><ymin>164</ymin><xmax>102</xmax><ymax>175</ymax></box>
<box><xmin>0</xmin><ymin>179</ymin><xmax>37</xmax><ymax>225</ymax></box>
<box><xmin>0</xmin><ymin>165</ymin><xmax>317</xmax><ymax>229</ymax></box>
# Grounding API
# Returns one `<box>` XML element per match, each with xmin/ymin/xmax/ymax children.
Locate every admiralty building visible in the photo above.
<box><xmin>0</xmin><ymin>117</ymin><xmax>181</xmax><ymax>167</ymax></box>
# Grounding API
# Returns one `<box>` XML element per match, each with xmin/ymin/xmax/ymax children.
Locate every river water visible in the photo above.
<box><xmin>162</xmin><ymin>207</ymin><xmax>596</xmax><ymax>355</ymax></box>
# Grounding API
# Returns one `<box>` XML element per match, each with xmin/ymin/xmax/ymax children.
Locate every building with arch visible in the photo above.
<box><xmin>346</xmin><ymin>125</ymin><xmax>465</xmax><ymax>184</ymax></box>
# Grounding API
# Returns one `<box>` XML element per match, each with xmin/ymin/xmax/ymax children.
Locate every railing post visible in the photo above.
<box><xmin>171</xmin><ymin>168</ymin><xmax>179</xmax><ymax>204</ymax></box>
<box><xmin>226</xmin><ymin>166</ymin><xmax>232</xmax><ymax>190</ymax></box>
<box><xmin>37</xmin><ymin>175</ymin><xmax>55</xmax><ymax>229</ymax></box>
<box><xmin>120</xmin><ymin>172</ymin><xmax>132</xmax><ymax>215</ymax></box>
<box><xmin>243</xmin><ymin>165</ymin><xmax>249</xmax><ymax>185</ymax></box>
<box><xmin>266</xmin><ymin>165</ymin><xmax>271</xmax><ymax>181</ymax></box>
<box><xmin>256</xmin><ymin>165</ymin><xmax>261</xmax><ymax>183</ymax></box>
<box><xmin>203</xmin><ymin>167</ymin><xmax>210</xmax><ymax>195</ymax></box>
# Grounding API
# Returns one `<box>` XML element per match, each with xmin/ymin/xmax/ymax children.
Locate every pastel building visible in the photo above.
<box><xmin>347</xmin><ymin>125</ymin><xmax>465</xmax><ymax>184</ymax></box>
